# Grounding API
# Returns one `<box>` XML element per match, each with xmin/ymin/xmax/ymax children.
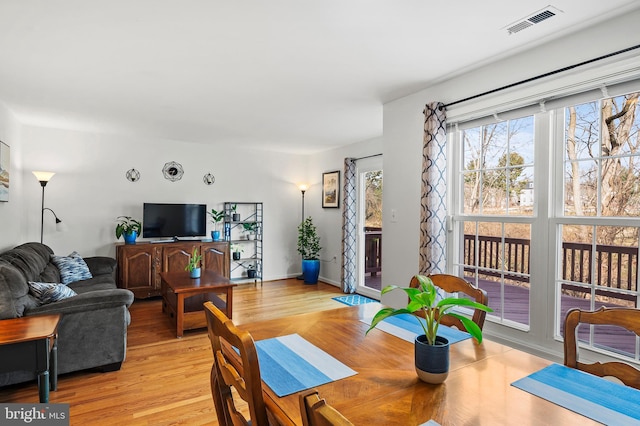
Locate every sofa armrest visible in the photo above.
<box><xmin>83</xmin><ymin>256</ymin><xmax>117</xmax><ymax>277</ymax></box>
<box><xmin>26</xmin><ymin>289</ymin><xmax>134</xmax><ymax>316</ymax></box>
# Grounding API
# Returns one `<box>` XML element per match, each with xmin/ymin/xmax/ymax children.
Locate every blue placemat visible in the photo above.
<box><xmin>255</xmin><ymin>334</ymin><xmax>357</xmax><ymax>397</ymax></box>
<box><xmin>360</xmin><ymin>313</ymin><xmax>471</xmax><ymax>345</ymax></box>
<box><xmin>512</xmin><ymin>363</ymin><xmax>640</xmax><ymax>425</ymax></box>
<box><xmin>333</xmin><ymin>294</ymin><xmax>378</xmax><ymax>306</ymax></box>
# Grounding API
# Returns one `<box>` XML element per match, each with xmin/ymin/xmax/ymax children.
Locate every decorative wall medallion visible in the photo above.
<box><xmin>162</xmin><ymin>161</ymin><xmax>184</xmax><ymax>181</ymax></box>
<box><xmin>203</xmin><ymin>173</ymin><xmax>215</xmax><ymax>185</ymax></box>
<box><xmin>126</xmin><ymin>168</ymin><xmax>140</xmax><ymax>182</ymax></box>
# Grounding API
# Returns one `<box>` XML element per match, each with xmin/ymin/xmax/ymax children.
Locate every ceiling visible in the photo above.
<box><xmin>1</xmin><ymin>1</ymin><xmax>639</xmax><ymax>154</ymax></box>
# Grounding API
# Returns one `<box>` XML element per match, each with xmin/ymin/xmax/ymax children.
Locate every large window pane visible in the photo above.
<box><xmin>461</xmin><ymin>220</ymin><xmax>531</xmax><ymax>327</ymax></box>
<box><xmin>461</xmin><ymin>116</ymin><xmax>535</xmax><ymax>217</ymax></box>
<box><xmin>558</xmin><ymin>224</ymin><xmax>639</xmax><ymax>355</ymax></box>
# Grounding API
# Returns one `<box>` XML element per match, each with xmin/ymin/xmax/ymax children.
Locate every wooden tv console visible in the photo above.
<box><xmin>116</xmin><ymin>241</ymin><xmax>230</xmax><ymax>299</ymax></box>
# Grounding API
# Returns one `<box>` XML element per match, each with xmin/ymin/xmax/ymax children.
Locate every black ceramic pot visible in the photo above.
<box><xmin>414</xmin><ymin>334</ymin><xmax>450</xmax><ymax>384</ymax></box>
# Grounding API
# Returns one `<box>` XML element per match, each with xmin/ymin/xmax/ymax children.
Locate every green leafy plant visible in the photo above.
<box><xmin>230</xmin><ymin>244</ymin><xmax>244</xmax><ymax>254</ymax></box>
<box><xmin>366</xmin><ymin>274</ymin><xmax>493</xmax><ymax>345</ymax></box>
<box><xmin>297</xmin><ymin>216</ymin><xmax>321</xmax><ymax>260</ymax></box>
<box><xmin>242</xmin><ymin>222</ymin><xmax>258</xmax><ymax>234</ymax></box>
<box><xmin>184</xmin><ymin>247</ymin><xmax>202</xmax><ymax>272</ymax></box>
<box><xmin>115</xmin><ymin>216</ymin><xmax>142</xmax><ymax>239</ymax></box>
<box><xmin>208</xmin><ymin>208</ymin><xmax>225</xmax><ymax>225</ymax></box>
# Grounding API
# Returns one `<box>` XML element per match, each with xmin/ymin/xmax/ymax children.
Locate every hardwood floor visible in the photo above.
<box><xmin>0</xmin><ymin>279</ymin><xmax>345</xmax><ymax>425</ymax></box>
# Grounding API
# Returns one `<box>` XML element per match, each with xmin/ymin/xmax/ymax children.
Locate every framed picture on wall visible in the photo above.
<box><xmin>322</xmin><ymin>170</ymin><xmax>340</xmax><ymax>208</ymax></box>
<box><xmin>0</xmin><ymin>141</ymin><xmax>9</xmax><ymax>202</ymax></box>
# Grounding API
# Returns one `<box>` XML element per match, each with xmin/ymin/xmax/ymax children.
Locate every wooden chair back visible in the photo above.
<box><xmin>563</xmin><ymin>306</ymin><xmax>640</xmax><ymax>389</ymax></box>
<box><xmin>204</xmin><ymin>301</ymin><xmax>269</xmax><ymax>426</ymax></box>
<box><xmin>409</xmin><ymin>274</ymin><xmax>489</xmax><ymax>331</ymax></box>
<box><xmin>299</xmin><ymin>389</ymin><xmax>354</xmax><ymax>426</ymax></box>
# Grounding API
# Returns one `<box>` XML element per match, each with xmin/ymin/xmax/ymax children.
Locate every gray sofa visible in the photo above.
<box><xmin>0</xmin><ymin>242</ymin><xmax>134</xmax><ymax>387</ymax></box>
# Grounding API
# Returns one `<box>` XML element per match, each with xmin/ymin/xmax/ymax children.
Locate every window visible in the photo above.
<box><xmin>456</xmin><ymin>116</ymin><xmax>534</xmax><ymax>328</ymax></box>
<box><xmin>452</xmin><ymin>89</ymin><xmax>640</xmax><ymax>361</ymax></box>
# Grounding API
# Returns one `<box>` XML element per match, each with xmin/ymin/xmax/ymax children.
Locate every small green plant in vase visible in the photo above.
<box><xmin>231</xmin><ymin>244</ymin><xmax>243</xmax><ymax>261</ymax></box>
<box><xmin>115</xmin><ymin>216</ymin><xmax>142</xmax><ymax>244</ymax></box>
<box><xmin>242</xmin><ymin>222</ymin><xmax>258</xmax><ymax>240</ymax></box>
<box><xmin>366</xmin><ymin>274</ymin><xmax>492</xmax><ymax>383</ymax></box>
<box><xmin>184</xmin><ymin>248</ymin><xmax>202</xmax><ymax>278</ymax></box>
<box><xmin>208</xmin><ymin>208</ymin><xmax>225</xmax><ymax>241</ymax></box>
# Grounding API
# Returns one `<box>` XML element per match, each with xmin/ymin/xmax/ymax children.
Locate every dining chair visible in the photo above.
<box><xmin>204</xmin><ymin>301</ymin><xmax>270</xmax><ymax>426</ymax></box>
<box><xmin>563</xmin><ymin>306</ymin><xmax>640</xmax><ymax>390</ymax></box>
<box><xmin>409</xmin><ymin>274</ymin><xmax>489</xmax><ymax>331</ymax></box>
<box><xmin>299</xmin><ymin>389</ymin><xmax>354</xmax><ymax>426</ymax></box>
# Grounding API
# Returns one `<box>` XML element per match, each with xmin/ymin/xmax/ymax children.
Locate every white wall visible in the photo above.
<box><xmin>19</xmin><ymin>125</ymin><xmax>309</xmax><ymax>281</ymax></box>
<box><xmin>0</xmin><ymin>103</ymin><xmax>23</xmax><ymax>250</ymax></box>
<box><xmin>310</xmin><ymin>137</ymin><xmax>383</xmax><ymax>286</ymax></box>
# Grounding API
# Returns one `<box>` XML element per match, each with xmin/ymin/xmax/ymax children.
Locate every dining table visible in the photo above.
<box><xmin>239</xmin><ymin>303</ymin><xmax>601</xmax><ymax>426</ymax></box>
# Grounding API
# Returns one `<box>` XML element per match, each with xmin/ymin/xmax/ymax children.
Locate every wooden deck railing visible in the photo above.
<box><xmin>364</xmin><ymin>227</ymin><xmax>382</xmax><ymax>276</ymax></box>
<box><xmin>463</xmin><ymin>234</ymin><xmax>638</xmax><ymax>301</ymax></box>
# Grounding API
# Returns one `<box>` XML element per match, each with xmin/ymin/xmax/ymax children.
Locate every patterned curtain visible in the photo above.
<box><xmin>419</xmin><ymin>102</ymin><xmax>447</xmax><ymax>275</ymax></box>
<box><xmin>341</xmin><ymin>158</ymin><xmax>357</xmax><ymax>293</ymax></box>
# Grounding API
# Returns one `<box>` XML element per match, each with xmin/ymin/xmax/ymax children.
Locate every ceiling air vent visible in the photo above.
<box><xmin>504</xmin><ymin>5</ymin><xmax>562</xmax><ymax>35</ymax></box>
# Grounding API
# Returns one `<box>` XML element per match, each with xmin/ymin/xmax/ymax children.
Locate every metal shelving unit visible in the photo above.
<box><xmin>224</xmin><ymin>202</ymin><xmax>263</xmax><ymax>286</ymax></box>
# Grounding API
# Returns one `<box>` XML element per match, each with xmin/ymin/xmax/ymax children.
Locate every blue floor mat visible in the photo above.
<box><xmin>332</xmin><ymin>294</ymin><xmax>379</xmax><ymax>306</ymax></box>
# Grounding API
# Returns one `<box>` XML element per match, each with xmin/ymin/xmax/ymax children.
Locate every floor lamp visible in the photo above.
<box><xmin>297</xmin><ymin>184</ymin><xmax>308</xmax><ymax>280</ymax></box>
<box><xmin>33</xmin><ymin>171</ymin><xmax>65</xmax><ymax>243</ymax></box>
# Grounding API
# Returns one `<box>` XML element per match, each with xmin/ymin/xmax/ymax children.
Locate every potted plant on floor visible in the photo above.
<box><xmin>208</xmin><ymin>208</ymin><xmax>225</xmax><ymax>241</ymax></box>
<box><xmin>184</xmin><ymin>247</ymin><xmax>202</xmax><ymax>278</ymax></box>
<box><xmin>366</xmin><ymin>274</ymin><xmax>492</xmax><ymax>384</ymax></box>
<box><xmin>115</xmin><ymin>216</ymin><xmax>142</xmax><ymax>245</ymax></box>
<box><xmin>297</xmin><ymin>216</ymin><xmax>321</xmax><ymax>284</ymax></box>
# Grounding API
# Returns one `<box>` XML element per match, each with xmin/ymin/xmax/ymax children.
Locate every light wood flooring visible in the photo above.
<box><xmin>0</xmin><ymin>279</ymin><xmax>345</xmax><ymax>425</ymax></box>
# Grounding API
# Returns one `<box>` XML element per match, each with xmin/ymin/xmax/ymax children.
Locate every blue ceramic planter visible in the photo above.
<box><xmin>415</xmin><ymin>335</ymin><xmax>449</xmax><ymax>384</ymax></box>
<box><xmin>190</xmin><ymin>268</ymin><xmax>201</xmax><ymax>279</ymax></box>
<box><xmin>302</xmin><ymin>259</ymin><xmax>320</xmax><ymax>284</ymax></box>
<box><xmin>211</xmin><ymin>230</ymin><xmax>221</xmax><ymax>241</ymax></box>
<box><xmin>123</xmin><ymin>231</ymin><xmax>138</xmax><ymax>245</ymax></box>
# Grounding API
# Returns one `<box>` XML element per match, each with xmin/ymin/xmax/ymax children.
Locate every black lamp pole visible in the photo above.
<box><xmin>297</xmin><ymin>185</ymin><xmax>307</xmax><ymax>280</ymax></box>
<box><xmin>38</xmin><ymin>180</ymin><xmax>47</xmax><ymax>244</ymax></box>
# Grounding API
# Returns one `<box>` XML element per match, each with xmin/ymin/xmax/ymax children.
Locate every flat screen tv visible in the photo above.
<box><xmin>142</xmin><ymin>203</ymin><xmax>207</xmax><ymax>239</ymax></box>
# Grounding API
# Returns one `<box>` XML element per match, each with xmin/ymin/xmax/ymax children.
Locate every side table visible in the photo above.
<box><xmin>0</xmin><ymin>314</ymin><xmax>61</xmax><ymax>402</ymax></box>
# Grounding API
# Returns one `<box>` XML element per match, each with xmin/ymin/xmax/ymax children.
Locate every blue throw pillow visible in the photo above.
<box><xmin>28</xmin><ymin>281</ymin><xmax>77</xmax><ymax>304</ymax></box>
<box><xmin>51</xmin><ymin>251</ymin><xmax>93</xmax><ymax>285</ymax></box>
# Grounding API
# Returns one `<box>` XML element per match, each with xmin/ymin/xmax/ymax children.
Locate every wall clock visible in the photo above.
<box><xmin>162</xmin><ymin>161</ymin><xmax>183</xmax><ymax>182</ymax></box>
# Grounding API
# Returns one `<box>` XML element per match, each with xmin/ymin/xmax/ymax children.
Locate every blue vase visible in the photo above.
<box><xmin>124</xmin><ymin>231</ymin><xmax>137</xmax><ymax>245</ymax></box>
<box><xmin>302</xmin><ymin>259</ymin><xmax>320</xmax><ymax>284</ymax></box>
<box><xmin>212</xmin><ymin>230</ymin><xmax>221</xmax><ymax>241</ymax></box>
<box><xmin>190</xmin><ymin>268</ymin><xmax>201</xmax><ymax>279</ymax></box>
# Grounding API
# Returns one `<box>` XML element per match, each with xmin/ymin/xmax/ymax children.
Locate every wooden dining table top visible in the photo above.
<box><xmin>240</xmin><ymin>303</ymin><xmax>600</xmax><ymax>426</ymax></box>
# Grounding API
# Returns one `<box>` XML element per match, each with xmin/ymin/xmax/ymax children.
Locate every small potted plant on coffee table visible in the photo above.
<box><xmin>184</xmin><ymin>247</ymin><xmax>202</xmax><ymax>278</ymax></box>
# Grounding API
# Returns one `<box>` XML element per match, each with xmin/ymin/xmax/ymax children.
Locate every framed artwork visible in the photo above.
<box><xmin>322</xmin><ymin>170</ymin><xmax>340</xmax><ymax>208</ymax></box>
<box><xmin>0</xmin><ymin>141</ymin><xmax>9</xmax><ymax>202</ymax></box>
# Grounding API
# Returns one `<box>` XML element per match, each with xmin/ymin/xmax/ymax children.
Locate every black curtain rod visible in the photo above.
<box><xmin>442</xmin><ymin>43</ymin><xmax>640</xmax><ymax>109</ymax></box>
<box><xmin>354</xmin><ymin>153</ymin><xmax>382</xmax><ymax>161</ymax></box>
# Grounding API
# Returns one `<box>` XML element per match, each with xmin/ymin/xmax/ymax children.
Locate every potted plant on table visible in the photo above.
<box><xmin>366</xmin><ymin>274</ymin><xmax>492</xmax><ymax>384</ymax></box>
<box><xmin>208</xmin><ymin>208</ymin><xmax>225</xmax><ymax>241</ymax></box>
<box><xmin>115</xmin><ymin>216</ymin><xmax>142</xmax><ymax>245</ymax></box>
<box><xmin>184</xmin><ymin>248</ymin><xmax>202</xmax><ymax>279</ymax></box>
<box><xmin>297</xmin><ymin>216</ymin><xmax>321</xmax><ymax>284</ymax></box>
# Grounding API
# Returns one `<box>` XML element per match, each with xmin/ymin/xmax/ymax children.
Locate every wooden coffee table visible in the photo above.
<box><xmin>0</xmin><ymin>314</ymin><xmax>61</xmax><ymax>402</ymax></box>
<box><xmin>161</xmin><ymin>270</ymin><xmax>236</xmax><ymax>338</ymax></box>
